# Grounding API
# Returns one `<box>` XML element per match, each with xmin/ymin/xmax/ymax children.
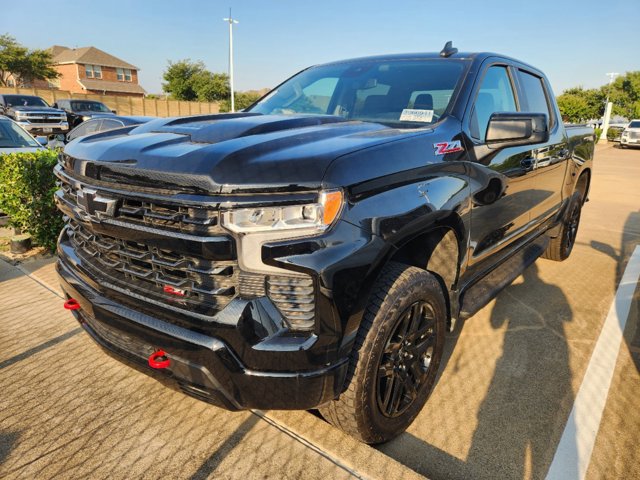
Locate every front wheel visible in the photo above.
<box><xmin>320</xmin><ymin>262</ymin><xmax>446</xmax><ymax>444</ymax></box>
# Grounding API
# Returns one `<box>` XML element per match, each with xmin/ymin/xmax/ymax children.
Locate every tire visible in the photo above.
<box><xmin>542</xmin><ymin>191</ymin><xmax>583</xmax><ymax>261</ymax></box>
<box><xmin>320</xmin><ymin>262</ymin><xmax>446</xmax><ymax>444</ymax></box>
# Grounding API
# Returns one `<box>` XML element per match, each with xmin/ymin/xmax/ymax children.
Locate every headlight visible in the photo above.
<box><xmin>14</xmin><ymin>112</ymin><xmax>27</xmax><ymax>120</ymax></box>
<box><xmin>222</xmin><ymin>189</ymin><xmax>343</xmax><ymax>235</ymax></box>
<box><xmin>82</xmin><ymin>115</ymin><xmax>91</xmax><ymax>121</ymax></box>
<box><xmin>621</xmin><ymin>131</ymin><xmax>628</xmax><ymax>137</ymax></box>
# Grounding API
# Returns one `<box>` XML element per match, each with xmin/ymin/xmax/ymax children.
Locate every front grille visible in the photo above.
<box><xmin>630</xmin><ymin>131</ymin><xmax>640</xmax><ymax>139</ymax></box>
<box><xmin>23</xmin><ymin>116</ymin><xmax>65</xmax><ymax>123</ymax></box>
<box><xmin>67</xmin><ymin>219</ymin><xmax>237</xmax><ymax>316</ymax></box>
<box><xmin>59</xmin><ymin>181</ymin><xmax>220</xmax><ymax>236</ymax></box>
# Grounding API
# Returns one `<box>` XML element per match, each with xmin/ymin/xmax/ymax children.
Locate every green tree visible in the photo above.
<box><xmin>192</xmin><ymin>70</ymin><xmax>230</xmax><ymax>102</ymax></box>
<box><xmin>219</xmin><ymin>91</ymin><xmax>261</xmax><ymax>113</ymax></box>
<box><xmin>606</xmin><ymin>72</ymin><xmax>640</xmax><ymax>119</ymax></box>
<box><xmin>557</xmin><ymin>87</ymin><xmax>604</xmax><ymax>123</ymax></box>
<box><xmin>0</xmin><ymin>34</ymin><xmax>58</xmax><ymax>87</ymax></box>
<box><xmin>162</xmin><ymin>59</ymin><xmax>230</xmax><ymax>102</ymax></box>
<box><xmin>162</xmin><ymin>59</ymin><xmax>205</xmax><ymax>101</ymax></box>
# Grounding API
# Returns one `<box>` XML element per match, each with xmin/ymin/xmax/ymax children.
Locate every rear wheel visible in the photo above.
<box><xmin>542</xmin><ymin>191</ymin><xmax>583</xmax><ymax>261</ymax></box>
<box><xmin>320</xmin><ymin>262</ymin><xmax>446</xmax><ymax>444</ymax></box>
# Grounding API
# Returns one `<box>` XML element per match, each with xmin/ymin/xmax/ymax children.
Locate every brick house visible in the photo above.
<box><xmin>43</xmin><ymin>45</ymin><xmax>146</xmax><ymax>97</ymax></box>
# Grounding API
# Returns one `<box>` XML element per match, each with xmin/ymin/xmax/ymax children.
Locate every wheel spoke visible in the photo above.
<box><xmin>406</xmin><ymin>319</ymin><xmax>434</xmax><ymax>344</ymax></box>
<box><xmin>383</xmin><ymin>341</ymin><xmax>402</xmax><ymax>356</ymax></box>
<box><xmin>378</xmin><ymin>362</ymin><xmax>394</xmax><ymax>378</ymax></box>
<box><xmin>388</xmin><ymin>373</ymin><xmax>405</xmax><ymax>414</ymax></box>
<box><xmin>381</xmin><ymin>374</ymin><xmax>396</xmax><ymax>412</ymax></box>
<box><xmin>408</xmin><ymin>334</ymin><xmax>435</xmax><ymax>356</ymax></box>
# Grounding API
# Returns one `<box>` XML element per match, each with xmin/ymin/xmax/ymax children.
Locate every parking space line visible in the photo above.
<box><xmin>546</xmin><ymin>245</ymin><xmax>640</xmax><ymax>480</ymax></box>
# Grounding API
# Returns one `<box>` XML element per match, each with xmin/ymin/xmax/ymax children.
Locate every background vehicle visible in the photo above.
<box><xmin>48</xmin><ymin>115</ymin><xmax>154</xmax><ymax>148</ymax></box>
<box><xmin>620</xmin><ymin>119</ymin><xmax>640</xmax><ymax>147</ymax></box>
<box><xmin>0</xmin><ymin>94</ymin><xmax>68</xmax><ymax>135</ymax></box>
<box><xmin>53</xmin><ymin>99</ymin><xmax>116</xmax><ymax>128</ymax></box>
<box><xmin>0</xmin><ymin>116</ymin><xmax>45</xmax><ymax>154</ymax></box>
<box><xmin>55</xmin><ymin>46</ymin><xmax>594</xmax><ymax>443</ymax></box>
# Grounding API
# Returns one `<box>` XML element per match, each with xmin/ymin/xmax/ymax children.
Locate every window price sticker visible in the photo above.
<box><xmin>399</xmin><ymin>109</ymin><xmax>434</xmax><ymax>123</ymax></box>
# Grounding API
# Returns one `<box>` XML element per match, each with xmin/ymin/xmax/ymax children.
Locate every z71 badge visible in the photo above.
<box><xmin>434</xmin><ymin>141</ymin><xmax>464</xmax><ymax>155</ymax></box>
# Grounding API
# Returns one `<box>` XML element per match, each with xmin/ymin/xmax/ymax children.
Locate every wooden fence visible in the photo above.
<box><xmin>0</xmin><ymin>86</ymin><xmax>220</xmax><ymax>117</ymax></box>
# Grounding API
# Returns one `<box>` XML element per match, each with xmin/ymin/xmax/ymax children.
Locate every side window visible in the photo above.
<box><xmin>68</xmin><ymin>120</ymin><xmax>101</xmax><ymax>141</ymax></box>
<box><xmin>470</xmin><ymin>66</ymin><xmax>517</xmax><ymax>141</ymax></box>
<box><xmin>100</xmin><ymin>119</ymin><xmax>124</xmax><ymax>131</ymax></box>
<box><xmin>518</xmin><ymin>70</ymin><xmax>553</xmax><ymax>127</ymax></box>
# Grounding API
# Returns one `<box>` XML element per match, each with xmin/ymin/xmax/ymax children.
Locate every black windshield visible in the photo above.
<box><xmin>70</xmin><ymin>101</ymin><xmax>111</xmax><ymax>112</ymax></box>
<box><xmin>3</xmin><ymin>95</ymin><xmax>49</xmax><ymax>107</ymax></box>
<box><xmin>249</xmin><ymin>59</ymin><xmax>468</xmax><ymax>128</ymax></box>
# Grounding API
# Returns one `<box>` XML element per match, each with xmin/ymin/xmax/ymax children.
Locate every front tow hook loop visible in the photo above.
<box><xmin>63</xmin><ymin>298</ymin><xmax>81</xmax><ymax>310</ymax></box>
<box><xmin>148</xmin><ymin>350</ymin><xmax>170</xmax><ymax>369</ymax></box>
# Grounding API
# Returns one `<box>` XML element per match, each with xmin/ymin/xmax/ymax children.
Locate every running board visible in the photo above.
<box><xmin>459</xmin><ymin>235</ymin><xmax>549</xmax><ymax>320</ymax></box>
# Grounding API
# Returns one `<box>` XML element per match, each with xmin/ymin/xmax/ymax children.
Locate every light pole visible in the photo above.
<box><xmin>223</xmin><ymin>9</ymin><xmax>239</xmax><ymax>112</ymax></box>
<box><xmin>599</xmin><ymin>72</ymin><xmax>618</xmax><ymax>144</ymax></box>
<box><xmin>605</xmin><ymin>72</ymin><xmax>619</xmax><ymax>103</ymax></box>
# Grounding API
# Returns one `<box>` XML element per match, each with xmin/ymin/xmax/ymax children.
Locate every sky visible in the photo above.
<box><xmin>2</xmin><ymin>0</ymin><xmax>638</xmax><ymax>95</ymax></box>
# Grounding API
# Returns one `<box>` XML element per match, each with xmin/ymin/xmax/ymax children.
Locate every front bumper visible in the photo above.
<box><xmin>17</xmin><ymin>121</ymin><xmax>69</xmax><ymax>134</ymax></box>
<box><xmin>620</xmin><ymin>137</ymin><xmax>640</xmax><ymax>146</ymax></box>
<box><xmin>57</xmin><ymin>256</ymin><xmax>349</xmax><ymax>411</ymax></box>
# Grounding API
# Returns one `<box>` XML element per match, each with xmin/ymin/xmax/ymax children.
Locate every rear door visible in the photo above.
<box><xmin>515</xmin><ymin>68</ymin><xmax>569</xmax><ymax>228</ymax></box>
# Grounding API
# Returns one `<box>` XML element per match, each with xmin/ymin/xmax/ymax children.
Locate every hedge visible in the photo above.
<box><xmin>0</xmin><ymin>150</ymin><xmax>64</xmax><ymax>252</ymax></box>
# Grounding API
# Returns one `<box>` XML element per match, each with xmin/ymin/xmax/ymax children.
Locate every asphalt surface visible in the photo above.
<box><xmin>0</xmin><ymin>144</ymin><xmax>638</xmax><ymax>479</ymax></box>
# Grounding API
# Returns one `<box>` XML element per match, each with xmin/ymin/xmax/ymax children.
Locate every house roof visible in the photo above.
<box><xmin>79</xmin><ymin>79</ymin><xmax>146</xmax><ymax>95</ymax></box>
<box><xmin>50</xmin><ymin>46</ymin><xmax>139</xmax><ymax>70</ymax></box>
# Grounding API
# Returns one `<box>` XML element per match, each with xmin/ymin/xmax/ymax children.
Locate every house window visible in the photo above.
<box><xmin>117</xmin><ymin>68</ymin><xmax>132</xmax><ymax>82</ymax></box>
<box><xmin>85</xmin><ymin>65</ymin><xmax>102</xmax><ymax>79</ymax></box>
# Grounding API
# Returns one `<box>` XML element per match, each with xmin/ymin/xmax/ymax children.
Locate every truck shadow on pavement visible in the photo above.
<box><xmin>379</xmin><ymin>263</ymin><xmax>577</xmax><ymax>480</ymax></box>
<box><xmin>590</xmin><ymin>210</ymin><xmax>640</xmax><ymax>372</ymax></box>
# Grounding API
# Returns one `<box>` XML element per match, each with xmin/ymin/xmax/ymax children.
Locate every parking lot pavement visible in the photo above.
<box><xmin>1</xmin><ymin>144</ymin><xmax>638</xmax><ymax>480</ymax></box>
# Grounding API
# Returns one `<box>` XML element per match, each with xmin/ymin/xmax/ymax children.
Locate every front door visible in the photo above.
<box><xmin>464</xmin><ymin>63</ymin><xmax>540</xmax><ymax>275</ymax></box>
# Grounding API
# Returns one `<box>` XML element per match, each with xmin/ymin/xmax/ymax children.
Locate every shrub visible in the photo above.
<box><xmin>594</xmin><ymin>127</ymin><xmax>603</xmax><ymax>142</ymax></box>
<box><xmin>0</xmin><ymin>150</ymin><xmax>63</xmax><ymax>252</ymax></box>
<box><xmin>607</xmin><ymin>126</ymin><xmax>624</xmax><ymax>141</ymax></box>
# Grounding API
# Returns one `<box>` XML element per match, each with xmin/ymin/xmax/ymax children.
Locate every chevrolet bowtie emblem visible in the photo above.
<box><xmin>76</xmin><ymin>187</ymin><xmax>118</xmax><ymax>218</ymax></box>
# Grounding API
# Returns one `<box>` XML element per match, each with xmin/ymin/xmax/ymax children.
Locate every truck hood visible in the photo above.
<box><xmin>63</xmin><ymin>113</ymin><xmax>428</xmax><ymax>194</ymax></box>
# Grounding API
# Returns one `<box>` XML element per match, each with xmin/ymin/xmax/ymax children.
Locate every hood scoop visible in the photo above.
<box><xmin>189</xmin><ymin>114</ymin><xmax>349</xmax><ymax>144</ymax></box>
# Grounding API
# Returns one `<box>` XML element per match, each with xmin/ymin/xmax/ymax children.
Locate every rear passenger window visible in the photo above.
<box><xmin>518</xmin><ymin>70</ymin><xmax>552</xmax><ymax>126</ymax></box>
<box><xmin>470</xmin><ymin>66</ymin><xmax>518</xmax><ymax>142</ymax></box>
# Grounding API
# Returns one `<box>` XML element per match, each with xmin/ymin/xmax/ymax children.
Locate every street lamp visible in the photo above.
<box><xmin>605</xmin><ymin>72</ymin><xmax>619</xmax><ymax>103</ymax></box>
<box><xmin>599</xmin><ymin>72</ymin><xmax>619</xmax><ymax>144</ymax></box>
<box><xmin>223</xmin><ymin>9</ymin><xmax>239</xmax><ymax>112</ymax></box>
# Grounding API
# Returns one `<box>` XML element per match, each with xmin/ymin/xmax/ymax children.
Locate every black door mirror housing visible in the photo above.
<box><xmin>486</xmin><ymin>112</ymin><xmax>549</xmax><ymax>148</ymax></box>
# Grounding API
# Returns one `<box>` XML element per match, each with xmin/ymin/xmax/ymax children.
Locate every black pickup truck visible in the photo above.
<box><xmin>55</xmin><ymin>44</ymin><xmax>594</xmax><ymax>443</ymax></box>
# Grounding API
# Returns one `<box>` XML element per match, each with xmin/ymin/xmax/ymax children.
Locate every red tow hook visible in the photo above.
<box><xmin>63</xmin><ymin>298</ymin><xmax>81</xmax><ymax>310</ymax></box>
<box><xmin>148</xmin><ymin>350</ymin><xmax>171</xmax><ymax>369</ymax></box>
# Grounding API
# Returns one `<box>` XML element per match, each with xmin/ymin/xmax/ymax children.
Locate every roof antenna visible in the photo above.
<box><xmin>440</xmin><ymin>41</ymin><xmax>458</xmax><ymax>58</ymax></box>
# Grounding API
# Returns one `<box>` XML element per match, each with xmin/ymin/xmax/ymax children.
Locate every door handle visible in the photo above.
<box><xmin>520</xmin><ymin>158</ymin><xmax>534</xmax><ymax>170</ymax></box>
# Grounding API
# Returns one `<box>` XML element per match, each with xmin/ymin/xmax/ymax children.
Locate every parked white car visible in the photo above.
<box><xmin>0</xmin><ymin>116</ymin><xmax>46</xmax><ymax>154</ymax></box>
<box><xmin>620</xmin><ymin>120</ymin><xmax>640</xmax><ymax>148</ymax></box>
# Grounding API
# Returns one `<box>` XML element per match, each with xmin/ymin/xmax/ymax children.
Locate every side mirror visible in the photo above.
<box><xmin>111</xmin><ymin>110</ymin><xmax>117</xmax><ymax>114</ymax></box>
<box><xmin>35</xmin><ymin>136</ymin><xmax>48</xmax><ymax>146</ymax></box>
<box><xmin>485</xmin><ymin>112</ymin><xmax>549</xmax><ymax>148</ymax></box>
<box><xmin>52</xmin><ymin>103</ymin><xmax>58</xmax><ymax>108</ymax></box>
<box><xmin>55</xmin><ymin>134</ymin><xmax>66</xmax><ymax>142</ymax></box>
